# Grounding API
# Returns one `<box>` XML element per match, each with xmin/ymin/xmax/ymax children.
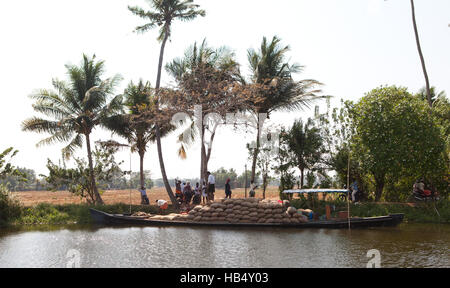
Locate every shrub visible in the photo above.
<box><xmin>0</xmin><ymin>185</ymin><xmax>22</xmax><ymax>226</ymax></box>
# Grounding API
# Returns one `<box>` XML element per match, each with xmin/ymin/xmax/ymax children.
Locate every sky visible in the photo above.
<box><xmin>0</xmin><ymin>0</ymin><xmax>449</xmax><ymax>180</ymax></box>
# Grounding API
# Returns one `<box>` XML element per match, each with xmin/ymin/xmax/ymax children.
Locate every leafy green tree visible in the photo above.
<box><xmin>129</xmin><ymin>0</ymin><xmax>205</xmax><ymax>208</ymax></box>
<box><xmin>246</xmin><ymin>36</ymin><xmax>324</xmax><ymax>183</ymax></box>
<box><xmin>0</xmin><ymin>148</ymin><xmax>22</xmax><ymax>180</ymax></box>
<box><xmin>43</xmin><ymin>143</ymin><xmax>125</xmax><ymax>203</ymax></box>
<box><xmin>22</xmin><ymin>55</ymin><xmax>122</xmax><ymax>205</ymax></box>
<box><xmin>352</xmin><ymin>86</ymin><xmax>446</xmax><ymax>201</ymax></box>
<box><xmin>211</xmin><ymin>167</ymin><xmax>238</xmax><ymax>188</ymax></box>
<box><xmin>286</xmin><ymin>119</ymin><xmax>325</xmax><ymax>188</ymax></box>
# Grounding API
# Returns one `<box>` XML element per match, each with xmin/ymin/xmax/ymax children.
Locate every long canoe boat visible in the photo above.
<box><xmin>89</xmin><ymin>209</ymin><xmax>404</xmax><ymax>229</ymax></box>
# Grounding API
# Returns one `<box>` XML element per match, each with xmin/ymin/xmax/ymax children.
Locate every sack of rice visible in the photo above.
<box><xmin>201</xmin><ymin>207</ymin><xmax>211</xmax><ymax>213</ymax></box>
<box><xmin>224</xmin><ymin>199</ymin><xmax>234</xmax><ymax>205</ymax></box>
<box><xmin>203</xmin><ymin>212</ymin><xmax>212</xmax><ymax>218</ymax></box>
<box><xmin>286</xmin><ymin>206</ymin><xmax>297</xmax><ymax>215</ymax></box>
<box><xmin>248</xmin><ymin>212</ymin><xmax>258</xmax><ymax>217</ymax></box>
<box><xmin>193</xmin><ymin>205</ymin><xmax>203</xmax><ymax>211</ymax></box>
<box><xmin>257</xmin><ymin>218</ymin><xmax>266</xmax><ymax>223</ymax></box>
<box><xmin>273</xmin><ymin>214</ymin><xmax>283</xmax><ymax>219</ymax></box>
<box><xmin>265</xmin><ymin>218</ymin><xmax>275</xmax><ymax>223</ymax></box>
<box><xmin>224</xmin><ymin>209</ymin><xmax>234</xmax><ymax>214</ymax></box>
<box><xmin>273</xmin><ymin>208</ymin><xmax>283</xmax><ymax>214</ymax></box>
<box><xmin>188</xmin><ymin>210</ymin><xmax>197</xmax><ymax>215</ymax></box>
<box><xmin>240</xmin><ymin>210</ymin><xmax>250</xmax><ymax>215</ymax></box>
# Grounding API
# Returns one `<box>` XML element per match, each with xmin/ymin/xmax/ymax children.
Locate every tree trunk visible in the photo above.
<box><xmin>139</xmin><ymin>151</ymin><xmax>145</xmax><ymax>190</ymax></box>
<box><xmin>374</xmin><ymin>174</ymin><xmax>385</xmax><ymax>202</ymax></box>
<box><xmin>85</xmin><ymin>133</ymin><xmax>103</xmax><ymax>205</ymax></box>
<box><xmin>154</xmin><ymin>25</ymin><xmax>178</xmax><ymax>209</ymax></box>
<box><xmin>251</xmin><ymin>120</ymin><xmax>261</xmax><ymax>183</ymax></box>
<box><xmin>300</xmin><ymin>168</ymin><xmax>304</xmax><ymax>188</ymax></box>
<box><xmin>410</xmin><ymin>0</ymin><xmax>432</xmax><ymax>109</ymax></box>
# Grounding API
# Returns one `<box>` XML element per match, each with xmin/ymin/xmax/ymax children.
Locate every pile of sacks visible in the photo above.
<box><xmin>182</xmin><ymin>198</ymin><xmax>308</xmax><ymax>224</ymax></box>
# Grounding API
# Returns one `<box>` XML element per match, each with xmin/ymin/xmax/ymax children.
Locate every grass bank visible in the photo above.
<box><xmin>2</xmin><ymin>199</ymin><xmax>449</xmax><ymax>227</ymax></box>
<box><xmin>289</xmin><ymin>198</ymin><xmax>450</xmax><ymax>224</ymax></box>
<box><xmin>3</xmin><ymin>203</ymin><xmax>177</xmax><ymax>226</ymax></box>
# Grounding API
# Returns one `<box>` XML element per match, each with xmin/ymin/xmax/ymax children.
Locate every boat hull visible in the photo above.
<box><xmin>89</xmin><ymin>209</ymin><xmax>404</xmax><ymax>229</ymax></box>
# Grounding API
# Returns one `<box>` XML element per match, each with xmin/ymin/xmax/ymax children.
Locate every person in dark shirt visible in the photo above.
<box><xmin>225</xmin><ymin>178</ymin><xmax>232</xmax><ymax>199</ymax></box>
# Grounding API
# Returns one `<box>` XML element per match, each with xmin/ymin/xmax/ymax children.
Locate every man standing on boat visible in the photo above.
<box><xmin>207</xmin><ymin>171</ymin><xmax>215</xmax><ymax>203</ymax></box>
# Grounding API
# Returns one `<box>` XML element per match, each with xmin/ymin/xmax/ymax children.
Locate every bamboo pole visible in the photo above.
<box><xmin>244</xmin><ymin>164</ymin><xmax>248</xmax><ymax>198</ymax></box>
<box><xmin>129</xmin><ymin>151</ymin><xmax>132</xmax><ymax>215</ymax></box>
<box><xmin>347</xmin><ymin>152</ymin><xmax>351</xmax><ymax>230</ymax></box>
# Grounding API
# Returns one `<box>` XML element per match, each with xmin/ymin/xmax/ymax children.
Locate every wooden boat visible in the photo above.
<box><xmin>90</xmin><ymin>209</ymin><xmax>404</xmax><ymax>229</ymax></box>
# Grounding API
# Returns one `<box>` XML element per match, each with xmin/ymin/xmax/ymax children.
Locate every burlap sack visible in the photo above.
<box><xmin>211</xmin><ymin>212</ymin><xmax>219</xmax><ymax>217</ymax></box>
<box><xmin>248</xmin><ymin>212</ymin><xmax>258</xmax><ymax>217</ymax></box>
<box><xmin>201</xmin><ymin>207</ymin><xmax>211</xmax><ymax>212</ymax></box>
<box><xmin>273</xmin><ymin>208</ymin><xmax>283</xmax><ymax>214</ymax></box>
<box><xmin>287</xmin><ymin>207</ymin><xmax>297</xmax><ymax>215</ymax></box>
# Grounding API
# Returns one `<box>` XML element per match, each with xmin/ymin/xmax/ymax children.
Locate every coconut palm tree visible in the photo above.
<box><xmin>22</xmin><ymin>54</ymin><xmax>122</xmax><ymax>205</ymax></box>
<box><xmin>287</xmin><ymin>119</ymin><xmax>325</xmax><ymax>188</ymax></box>
<box><xmin>410</xmin><ymin>0</ymin><xmax>432</xmax><ymax>108</ymax></box>
<box><xmin>128</xmin><ymin>0</ymin><xmax>205</xmax><ymax>206</ymax></box>
<box><xmin>166</xmin><ymin>39</ymin><xmax>242</xmax><ymax>182</ymax></box>
<box><xmin>104</xmin><ymin>80</ymin><xmax>173</xmax><ymax>192</ymax></box>
<box><xmin>246</xmin><ymin>36</ymin><xmax>325</xmax><ymax>183</ymax></box>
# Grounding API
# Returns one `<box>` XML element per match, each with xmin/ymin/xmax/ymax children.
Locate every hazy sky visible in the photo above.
<box><xmin>1</xmin><ymin>0</ymin><xmax>449</xmax><ymax>180</ymax></box>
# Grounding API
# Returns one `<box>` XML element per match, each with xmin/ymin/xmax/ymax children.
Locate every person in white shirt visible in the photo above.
<box><xmin>207</xmin><ymin>171</ymin><xmax>215</xmax><ymax>203</ymax></box>
<box><xmin>155</xmin><ymin>199</ymin><xmax>168</xmax><ymax>214</ymax></box>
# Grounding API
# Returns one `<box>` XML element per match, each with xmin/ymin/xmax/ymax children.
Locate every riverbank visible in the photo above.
<box><xmin>290</xmin><ymin>199</ymin><xmax>449</xmax><ymax>224</ymax></box>
<box><xmin>2</xmin><ymin>199</ymin><xmax>448</xmax><ymax>227</ymax></box>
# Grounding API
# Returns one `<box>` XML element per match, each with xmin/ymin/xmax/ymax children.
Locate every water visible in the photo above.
<box><xmin>0</xmin><ymin>224</ymin><xmax>448</xmax><ymax>268</ymax></box>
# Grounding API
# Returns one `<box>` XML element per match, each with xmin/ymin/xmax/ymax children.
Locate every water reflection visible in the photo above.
<box><xmin>0</xmin><ymin>224</ymin><xmax>448</xmax><ymax>268</ymax></box>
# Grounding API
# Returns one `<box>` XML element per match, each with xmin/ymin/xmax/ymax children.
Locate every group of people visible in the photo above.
<box><xmin>175</xmin><ymin>172</ymin><xmax>218</xmax><ymax>207</ymax></box>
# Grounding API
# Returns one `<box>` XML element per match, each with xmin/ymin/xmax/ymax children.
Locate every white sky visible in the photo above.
<box><xmin>0</xmin><ymin>0</ymin><xmax>449</xmax><ymax>180</ymax></box>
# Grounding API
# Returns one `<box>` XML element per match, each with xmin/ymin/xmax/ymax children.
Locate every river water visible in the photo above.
<box><xmin>0</xmin><ymin>224</ymin><xmax>448</xmax><ymax>268</ymax></box>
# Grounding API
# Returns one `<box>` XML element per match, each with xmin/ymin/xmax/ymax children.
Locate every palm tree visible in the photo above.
<box><xmin>287</xmin><ymin>119</ymin><xmax>324</xmax><ymax>188</ymax></box>
<box><xmin>246</xmin><ymin>36</ymin><xmax>325</xmax><ymax>183</ymax></box>
<box><xmin>104</xmin><ymin>80</ymin><xmax>173</xmax><ymax>191</ymax></box>
<box><xmin>410</xmin><ymin>0</ymin><xmax>432</xmax><ymax>108</ymax></box>
<box><xmin>128</xmin><ymin>0</ymin><xmax>205</xmax><ymax>205</ymax></box>
<box><xmin>166</xmin><ymin>39</ymin><xmax>241</xmax><ymax>182</ymax></box>
<box><xmin>416</xmin><ymin>86</ymin><xmax>446</xmax><ymax>106</ymax></box>
<box><xmin>22</xmin><ymin>54</ymin><xmax>122</xmax><ymax>205</ymax></box>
